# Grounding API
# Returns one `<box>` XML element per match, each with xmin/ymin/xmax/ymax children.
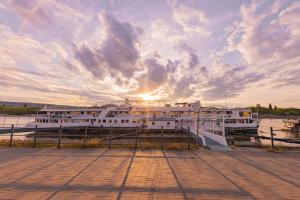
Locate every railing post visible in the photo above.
<box><xmin>83</xmin><ymin>127</ymin><xmax>87</xmax><ymax>148</ymax></box>
<box><xmin>135</xmin><ymin>127</ymin><xmax>138</xmax><ymax>149</ymax></box>
<box><xmin>270</xmin><ymin>127</ymin><xmax>274</xmax><ymax>149</ymax></box>
<box><xmin>187</xmin><ymin>126</ymin><xmax>191</xmax><ymax>150</ymax></box>
<box><xmin>57</xmin><ymin>125</ymin><xmax>62</xmax><ymax>148</ymax></box>
<box><xmin>33</xmin><ymin>124</ymin><xmax>38</xmax><ymax>147</ymax></box>
<box><xmin>109</xmin><ymin>126</ymin><xmax>112</xmax><ymax>149</ymax></box>
<box><xmin>160</xmin><ymin>126</ymin><xmax>164</xmax><ymax>149</ymax></box>
<box><xmin>196</xmin><ymin>114</ymin><xmax>199</xmax><ymax>137</ymax></box>
<box><xmin>9</xmin><ymin>124</ymin><xmax>14</xmax><ymax>147</ymax></box>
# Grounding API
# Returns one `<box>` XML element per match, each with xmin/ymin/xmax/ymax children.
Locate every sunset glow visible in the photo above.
<box><xmin>141</xmin><ymin>93</ymin><xmax>157</xmax><ymax>101</ymax></box>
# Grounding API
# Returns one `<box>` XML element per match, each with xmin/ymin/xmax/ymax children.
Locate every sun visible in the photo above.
<box><xmin>141</xmin><ymin>93</ymin><xmax>156</xmax><ymax>101</ymax></box>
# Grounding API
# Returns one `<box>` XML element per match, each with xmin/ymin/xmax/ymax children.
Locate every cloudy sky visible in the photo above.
<box><xmin>0</xmin><ymin>0</ymin><xmax>299</xmax><ymax>107</ymax></box>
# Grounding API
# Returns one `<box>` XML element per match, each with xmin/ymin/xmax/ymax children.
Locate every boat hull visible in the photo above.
<box><xmin>225</xmin><ymin>127</ymin><xmax>259</xmax><ymax>146</ymax></box>
<box><xmin>225</xmin><ymin>127</ymin><xmax>258</xmax><ymax>135</ymax></box>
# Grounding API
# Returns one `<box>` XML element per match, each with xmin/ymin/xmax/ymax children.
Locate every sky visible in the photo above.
<box><xmin>0</xmin><ymin>0</ymin><xmax>300</xmax><ymax>107</ymax></box>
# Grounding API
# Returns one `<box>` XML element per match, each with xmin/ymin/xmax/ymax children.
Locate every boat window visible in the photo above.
<box><xmin>98</xmin><ymin>120</ymin><xmax>101</xmax><ymax>123</ymax></box>
<box><xmin>121</xmin><ymin>120</ymin><xmax>124</xmax><ymax>123</ymax></box>
<box><xmin>167</xmin><ymin>122</ymin><xmax>170</xmax><ymax>125</ymax></box>
<box><xmin>125</xmin><ymin>120</ymin><xmax>129</xmax><ymax>123</ymax></box>
<box><xmin>152</xmin><ymin>122</ymin><xmax>155</xmax><ymax>125</ymax></box>
<box><xmin>114</xmin><ymin>119</ymin><xmax>117</xmax><ymax>123</ymax></box>
<box><xmin>132</xmin><ymin>120</ymin><xmax>136</xmax><ymax>123</ymax></box>
<box><xmin>108</xmin><ymin>119</ymin><xmax>112</xmax><ymax>123</ymax></box>
<box><xmin>103</xmin><ymin>120</ymin><xmax>106</xmax><ymax>123</ymax></box>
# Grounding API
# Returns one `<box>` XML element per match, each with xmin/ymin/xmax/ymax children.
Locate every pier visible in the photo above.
<box><xmin>0</xmin><ymin>148</ymin><xmax>299</xmax><ymax>199</ymax></box>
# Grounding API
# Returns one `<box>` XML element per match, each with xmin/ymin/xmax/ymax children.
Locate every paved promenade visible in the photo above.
<box><xmin>0</xmin><ymin>148</ymin><xmax>299</xmax><ymax>200</ymax></box>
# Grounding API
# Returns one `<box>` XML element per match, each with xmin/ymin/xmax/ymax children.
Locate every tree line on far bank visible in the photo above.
<box><xmin>0</xmin><ymin>104</ymin><xmax>40</xmax><ymax>115</ymax></box>
<box><xmin>250</xmin><ymin>103</ymin><xmax>300</xmax><ymax>116</ymax></box>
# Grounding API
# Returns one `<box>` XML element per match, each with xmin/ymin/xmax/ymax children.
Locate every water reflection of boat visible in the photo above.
<box><xmin>282</xmin><ymin>119</ymin><xmax>300</xmax><ymax>132</ymax></box>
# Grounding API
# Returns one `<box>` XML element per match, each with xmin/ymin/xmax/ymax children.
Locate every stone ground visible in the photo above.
<box><xmin>0</xmin><ymin>147</ymin><xmax>299</xmax><ymax>200</ymax></box>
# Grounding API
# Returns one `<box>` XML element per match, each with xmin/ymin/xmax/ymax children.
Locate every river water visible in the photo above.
<box><xmin>0</xmin><ymin>116</ymin><xmax>299</xmax><ymax>147</ymax></box>
<box><xmin>0</xmin><ymin>116</ymin><xmax>34</xmax><ymax>140</ymax></box>
<box><xmin>258</xmin><ymin>118</ymin><xmax>300</xmax><ymax>147</ymax></box>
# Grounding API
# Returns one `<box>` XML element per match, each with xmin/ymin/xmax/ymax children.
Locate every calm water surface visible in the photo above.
<box><xmin>0</xmin><ymin>115</ymin><xmax>34</xmax><ymax>140</ymax></box>
<box><xmin>258</xmin><ymin>118</ymin><xmax>300</xmax><ymax>147</ymax></box>
<box><xmin>0</xmin><ymin>116</ymin><xmax>299</xmax><ymax>147</ymax></box>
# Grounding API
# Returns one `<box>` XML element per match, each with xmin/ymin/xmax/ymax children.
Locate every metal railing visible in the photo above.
<box><xmin>0</xmin><ymin>125</ymin><xmax>200</xmax><ymax>149</ymax></box>
<box><xmin>236</xmin><ymin>127</ymin><xmax>300</xmax><ymax>148</ymax></box>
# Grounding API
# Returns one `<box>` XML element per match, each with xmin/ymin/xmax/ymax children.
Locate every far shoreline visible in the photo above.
<box><xmin>0</xmin><ymin>114</ymin><xmax>35</xmax><ymax>117</ymax></box>
<box><xmin>258</xmin><ymin>114</ymin><xmax>300</xmax><ymax>119</ymax></box>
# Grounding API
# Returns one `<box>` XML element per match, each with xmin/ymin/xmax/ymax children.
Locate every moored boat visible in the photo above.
<box><xmin>282</xmin><ymin>118</ymin><xmax>300</xmax><ymax>132</ymax></box>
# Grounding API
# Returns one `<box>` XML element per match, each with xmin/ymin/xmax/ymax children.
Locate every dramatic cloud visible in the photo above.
<box><xmin>172</xmin><ymin>4</ymin><xmax>210</xmax><ymax>36</ymax></box>
<box><xmin>227</xmin><ymin>1</ymin><xmax>300</xmax><ymax>71</ymax></box>
<box><xmin>188</xmin><ymin>52</ymin><xmax>199</xmax><ymax>68</ymax></box>
<box><xmin>201</xmin><ymin>64</ymin><xmax>265</xmax><ymax>100</ymax></box>
<box><xmin>0</xmin><ymin>0</ymin><xmax>300</xmax><ymax>106</ymax></box>
<box><xmin>74</xmin><ymin>13</ymin><xmax>142</xmax><ymax>79</ymax></box>
<box><xmin>275</xmin><ymin>69</ymin><xmax>300</xmax><ymax>87</ymax></box>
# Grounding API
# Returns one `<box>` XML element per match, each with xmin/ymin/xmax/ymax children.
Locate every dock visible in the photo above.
<box><xmin>0</xmin><ymin>148</ymin><xmax>299</xmax><ymax>199</ymax></box>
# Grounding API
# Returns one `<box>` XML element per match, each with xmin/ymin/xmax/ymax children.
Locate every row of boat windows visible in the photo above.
<box><xmin>225</xmin><ymin>119</ymin><xmax>253</xmax><ymax>123</ymax></box>
<box><xmin>35</xmin><ymin>119</ymin><xmax>143</xmax><ymax>123</ymax></box>
<box><xmin>36</xmin><ymin>118</ymin><xmax>254</xmax><ymax>124</ymax></box>
<box><xmin>178</xmin><ymin>119</ymin><xmax>253</xmax><ymax>125</ymax></box>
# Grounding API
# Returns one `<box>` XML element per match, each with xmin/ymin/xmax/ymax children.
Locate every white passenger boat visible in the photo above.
<box><xmin>26</xmin><ymin>99</ymin><xmax>259</xmax><ymax>142</ymax></box>
<box><xmin>26</xmin><ymin>99</ymin><xmax>200</xmax><ymax>130</ymax></box>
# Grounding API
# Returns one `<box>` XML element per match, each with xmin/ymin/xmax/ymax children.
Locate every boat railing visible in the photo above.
<box><xmin>42</xmin><ymin>106</ymin><xmax>103</xmax><ymax>111</ymax></box>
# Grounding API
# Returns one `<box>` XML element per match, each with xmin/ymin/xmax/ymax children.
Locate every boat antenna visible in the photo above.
<box><xmin>225</xmin><ymin>91</ymin><xmax>228</xmax><ymax>109</ymax></box>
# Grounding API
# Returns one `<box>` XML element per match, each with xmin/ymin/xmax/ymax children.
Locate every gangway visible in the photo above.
<box><xmin>181</xmin><ymin>116</ymin><xmax>232</xmax><ymax>150</ymax></box>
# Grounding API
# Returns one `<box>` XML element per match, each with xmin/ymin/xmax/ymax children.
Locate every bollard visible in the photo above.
<box><xmin>9</xmin><ymin>124</ymin><xmax>14</xmax><ymax>147</ymax></box>
<box><xmin>57</xmin><ymin>125</ymin><xmax>62</xmax><ymax>148</ymax></box>
<box><xmin>270</xmin><ymin>127</ymin><xmax>274</xmax><ymax>149</ymax></box>
<box><xmin>33</xmin><ymin>124</ymin><xmax>38</xmax><ymax>147</ymax></box>
<box><xmin>83</xmin><ymin>127</ymin><xmax>87</xmax><ymax>148</ymax></box>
